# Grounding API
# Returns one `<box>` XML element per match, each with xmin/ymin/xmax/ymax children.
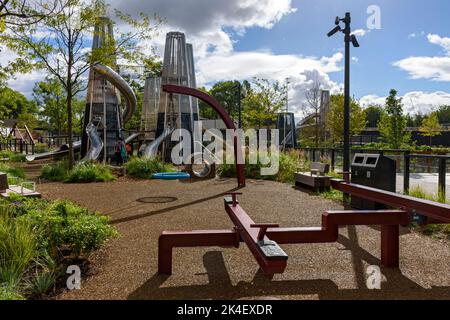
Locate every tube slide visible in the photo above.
<box><xmin>80</xmin><ymin>123</ymin><xmax>103</xmax><ymax>162</ymax></box>
<box><xmin>25</xmin><ymin>141</ymin><xmax>82</xmax><ymax>162</ymax></box>
<box><xmin>142</xmin><ymin>126</ymin><xmax>175</xmax><ymax>159</ymax></box>
<box><xmin>92</xmin><ymin>64</ymin><xmax>137</xmax><ymax>124</ymax></box>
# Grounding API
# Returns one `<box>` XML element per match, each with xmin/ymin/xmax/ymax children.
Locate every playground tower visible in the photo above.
<box><xmin>142</xmin><ymin>32</ymin><xmax>199</xmax><ymax>146</ymax></box>
<box><xmin>81</xmin><ymin>17</ymin><xmax>122</xmax><ymax>162</ymax></box>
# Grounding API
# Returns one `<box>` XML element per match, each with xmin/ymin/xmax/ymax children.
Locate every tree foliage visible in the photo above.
<box><xmin>242</xmin><ymin>78</ymin><xmax>286</xmax><ymax>129</ymax></box>
<box><xmin>377</xmin><ymin>89</ymin><xmax>410</xmax><ymax>149</ymax></box>
<box><xmin>326</xmin><ymin>94</ymin><xmax>367</xmax><ymax>145</ymax></box>
<box><xmin>419</xmin><ymin>112</ymin><xmax>442</xmax><ymax>145</ymax></box>
<box><xmin>0</xmin><ymin>86</ymin><xmax>37</xmax><ymax>128</ymax></box>
<box><xmin>365</xmin><ymin>105</ymin><xmax>384</xmax><ymax>128</ymax></box>
<box><xmin>0</xmin><ymin>0</ymin><xmax>162</xmax><ymax>168</ymax></box>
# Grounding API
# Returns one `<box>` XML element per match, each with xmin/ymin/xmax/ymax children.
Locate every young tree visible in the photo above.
<box><xmin>435</xmin><ymin>105</ymin><xmax>450</xmax><ymax>124</ymax></box>
<box><xmin>2</xmin><ymin>0</ymin><xmax>162</xmax><ymax>168</ymax></box>
<box><xmin>33</xmin><ymin>76</ymin><xmax>66</xmax><ymax>135</ymax></box>
<box><xmin>365</xmin><ymin>105</ymin><xmax>384</xmax><ymax>128</ymax></box>
<box><xmin>303</xmin><ymin>76</ymin><xmax>323</xmax><ymax>148</ymax></box>
<box><xmin>378</xmin><ymin>89</ymin><xmax>410</xmax><ymax>149</ymax></box>
<box><xmin>0</xmin><ymin>86</ymin><xmax>36</xmax><ymax>121</ymax></box>
<box><xmin>326</xmin><ymin>94</ymin><xmax>367</xmax><ymax>145</ymax></box>
<box><xmin>242</xmin><ymin>78</ymin><xmax>286</xmax><ymax>129</ymax></box>
<box><xmin>419</xmin><ymin>112</ymin><xmax>442</xmax><ymax>145</ymax></box>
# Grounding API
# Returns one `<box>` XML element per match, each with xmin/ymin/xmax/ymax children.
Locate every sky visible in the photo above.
<box><xmin>4</xmin><ymin>0</ymin><xmax>450</xmax><ymax>120</ymax></box>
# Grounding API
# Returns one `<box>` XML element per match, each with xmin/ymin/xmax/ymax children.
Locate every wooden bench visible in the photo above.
<box><xmin>295</xmin><ymin>162</ymin><xmax>331</xmax><ymax>191</ymax></box>
<box><xmin>0</xmin><ymin>172</ymin><xmax>41</xmax><ymax>198</ymax></box>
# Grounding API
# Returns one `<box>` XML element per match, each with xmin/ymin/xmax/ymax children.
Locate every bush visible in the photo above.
<box><xmin>217</xmin><ymin>150</ymin><xmax>309</xmax><ymax>184</ymax></box>
<box><xmin>33</xmin><ymin>143</ymin><xmax>49</xmax><ymax>154</ymax></box>
<box><xmin>0</xmin><ymin>151</ymin><xmax>26</xmax><ymax>163</ymax></box>
<box><xmin>64</xmin><ymin>163</ymin><xmax>116</xmax><ymax>183</ymax></box>
<box><xmin>124</xmin><ymin>157</ymin><xmax>175</xmax><ymax>179</ymax></box>
<box><xmin>0</xmin><ymin>211</ymin><xmax>38</xmax><ymax>289</ymax></box>
<box><xmin>0</xmin><ymin>163</ymin><xmax>26</xmax><ymax>180</ymax></box>
<box><xmin>0</xmin><ymin>196</ymin><xmax>118</xmax><ymax>299</ymax></box>
<box><xmin>40</xmin><ymin>161</ymin><xmax>68</xmax><ymax>181</ymax></box>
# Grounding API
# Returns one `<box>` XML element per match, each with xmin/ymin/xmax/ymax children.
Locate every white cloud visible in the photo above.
<box><xmin>394</xmin><ymin>33</ymin><xmax>450</xmax><ymax>81</ymax></box>
<box><xmin>360</xmin><ymin>91</ymin><xmax>450</xmax><ymax>115</ymax></box>
<box><xmin>352</xmin><ymin>29</ymin><xmax>369</xmax><ymax>37</ymax></box>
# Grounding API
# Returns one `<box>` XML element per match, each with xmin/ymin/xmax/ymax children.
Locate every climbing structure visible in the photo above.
<box><xmin>81</xmin><ymin>16</ymin><xmax>136</xmax><ymax>162</ymax></box>
<box><xmin>141</xmin><ymin>32</ymin><xmax>199</xmax><ymax>158</ymax></box>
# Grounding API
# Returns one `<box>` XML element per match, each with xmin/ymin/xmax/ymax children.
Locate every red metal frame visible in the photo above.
<box><xmin>158</xmin><ymin>192</ymin><xmax>409</xmax><ymax>275</ymax></box>
<box><xmin>163</xmin><ymin>84</ymin><xmax>245</xmax><ymax>187</ymax></box>
<box><xmin>331</xmin><ymin>179</ymin><xmax>450</xmax><ymax>224</ymax></box>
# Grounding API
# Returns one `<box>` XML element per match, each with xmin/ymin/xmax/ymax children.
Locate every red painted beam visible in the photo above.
<box><xmin>224</xmin><ymin>198</ymin><xmax>288</xmax><ymax>275</ymax></box>
<box><xmin>331</xmin><ymin>179</ymin><xmax>450</xmax><ymax>223</ymax></box>
<box><xmin>163</xmin><ymin>84</ymin><xmax>245</xmax><ymax>187</ymax></box>
<box><xmin>158</xmin><ymin>229</ymin><xmax>239</xmax><ymax>275</ymax></box>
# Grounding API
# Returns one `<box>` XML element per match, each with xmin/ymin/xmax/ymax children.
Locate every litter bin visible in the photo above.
<box><xmin>351</xmin><ymin>153</ymin><xmax>396</xmax><ymax>210</ymax></box>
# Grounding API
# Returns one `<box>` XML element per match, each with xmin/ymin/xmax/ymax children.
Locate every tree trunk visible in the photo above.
<box><xmin>67</xmin><ymin>85</ymin><xmax>74</xmax><ymax>169</ymax></box>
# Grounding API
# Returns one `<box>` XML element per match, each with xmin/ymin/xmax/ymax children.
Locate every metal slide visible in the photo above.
<box><xmin>27</xmin><ymin>63</ymin><xmax>137</xmax><ymax>162</ymax></box>
<box><xmin>80</xmin><ymin>123</ymin><xmax>103</xmax><ymax>162</ymax></box>
<box><xmin>142</xmin><ymin>126</ymin><xmax>175</xmax><ymax>159</ymax></box>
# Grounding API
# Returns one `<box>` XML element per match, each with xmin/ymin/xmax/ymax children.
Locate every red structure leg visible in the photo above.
<box><xmin>381</xmin><ymin>225</ymin><xmax>400</xmax><ymax>268</ymax></box>
<box><xmin>158</xmin><ymin>230</ymin><xmax>239</xmax><ymax>275</ymax></box>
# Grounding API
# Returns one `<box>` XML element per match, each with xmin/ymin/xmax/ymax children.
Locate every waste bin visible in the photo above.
<box><xmin>351</xmin><ymin>153</ymin><xmax>396</xmax><ymax>210</ymax></box>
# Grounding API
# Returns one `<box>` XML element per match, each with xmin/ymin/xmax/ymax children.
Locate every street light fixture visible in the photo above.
<box><xmin>327</xmin><ymin>12</ymin><xmax>360</xmax><ymax>182</ymax></box>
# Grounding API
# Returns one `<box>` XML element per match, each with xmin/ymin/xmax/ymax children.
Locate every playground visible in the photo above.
<box><xmin>1</xmin><ymin>1</ymin><xmax>450</xmax><ymax>304</ymax></box>
<box><xmin>35</xmin><ymin>177</ymin><xmax>450</xmax><ymax>300</ymax></box>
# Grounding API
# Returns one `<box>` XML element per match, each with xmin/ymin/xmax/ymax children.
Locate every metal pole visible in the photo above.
<box><xmin>343</xmin><ymin>12</ymin><xmax>351</xmax><ymax>177</ymax></box>
<box><xmin>404</xmin><ymin>151</ymin><xmax>410</xmax><ymax>194</ymax></box>
<box><xmin>438</xmin><ymin>158</ymin><xmax>446</xmax><ymax>199</ymax></box>
<box><xmin>238</xmin><ymin>83</ymin><xmax>242</xmax><ymax>129</ymax></box>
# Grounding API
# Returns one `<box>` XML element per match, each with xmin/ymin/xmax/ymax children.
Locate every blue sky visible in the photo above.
<box><xmin>4</xmin><ymin>0</ymin><xmax>450</xmax><ymax>118</ymax></box>
<box><xmin>233</xmin><ymin>0</ymin><xmax>450</xmax><ymax>98</ymax></box>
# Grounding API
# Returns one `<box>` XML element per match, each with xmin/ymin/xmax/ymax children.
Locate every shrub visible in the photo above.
<box><xmin>0</xmin><ymin>210</ymin><xmax>38</xmax><ymax>289</ymax></box>
<box><xmin>0</xmin><ymin>151</ymin><xmax>26</xmax><ymax>163</ymax></box>
<box><xmin>0</xmin><ymin>163</ymin><xmax>26</xmax><ymax>180</ymax></box>
<box><xmin>217</xmin><ymin>150</ymin><xmax>309</xmax><ymax>183</ymax></box>
<box><xmin>0</xmin><ymin>284</ymin><xmax>25</xmax><ymax>300</ymax></box>
<box><xmin>33</xmin><ymin>143</ymin><xmax>49</xmax><ymax>154</ymax></box>
<box><xmin>124</xmin><ymin>157</ymin><xmax>175</xmax><ymax>179</ymax></box>
<box><xmin>64</xmin><ymin>163</ymin><xmax>116</xmax><ymax>183</ymax></box>
<box><xmin>40</xmin><ymin>161</ymin><xmax>68</xmax><ymax>181</ymax></box>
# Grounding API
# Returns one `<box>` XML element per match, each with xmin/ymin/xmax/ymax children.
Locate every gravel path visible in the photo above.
<box><xmin>37</xmin><ymin>178</ymin><xmax>450</xmax><ymax>300</ymax></box>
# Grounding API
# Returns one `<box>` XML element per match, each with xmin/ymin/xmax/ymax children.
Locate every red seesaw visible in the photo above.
<box><xmin>158</xmin><ymin>180</ymin><xmax>450</xmax><ymax>276</ymax></box>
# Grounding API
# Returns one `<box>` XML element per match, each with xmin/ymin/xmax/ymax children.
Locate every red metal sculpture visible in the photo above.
<box><xmin>158</xmin><ymin>179</ymin><xmax>450</xmax><ymax>276</ymax></box>
<box><xmin>162</xmin><ymin>84</ymin><xmax>245</xmax><ymax>187</ymax></box>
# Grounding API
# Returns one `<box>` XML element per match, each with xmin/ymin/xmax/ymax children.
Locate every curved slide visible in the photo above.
<box><xmin>142</xmin><ymin>126</ymin><xmax>175</xmax><ymax>159</ymax></box>
<box><xmin>28</xmin><ymin>63</ymin><xmax>138</xmax><ymax>162</ymax></box>
<box><xmin>80</xmin><ymin>123</ymin><xmax>103</xmax><ymax>162</ymax></box>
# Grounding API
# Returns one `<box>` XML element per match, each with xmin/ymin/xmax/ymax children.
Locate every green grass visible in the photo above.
<box><xmin>124</xmin><ymin>157</ymin><xmax>175</xmax><ymax>179</ymax></box>
<box><xmin>40</xmin><ymin>162</ymin><xmax>116</xmax><ymax>183</ymax></box>
<box><xmin>0</xmin><ymin>195</ymin><xmax>118</xmax><ymax>299</ymax></box>
<box><xmin>407</xmin><ymin>185</ymin><xmax>449</xmax><ymax>240</ymax></box>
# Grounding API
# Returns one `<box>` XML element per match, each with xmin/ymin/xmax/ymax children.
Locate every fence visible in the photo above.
<box><xmin>298</xmin><ymin>147</ymin><xmax>449</xmax><ymax>199</ymax></box>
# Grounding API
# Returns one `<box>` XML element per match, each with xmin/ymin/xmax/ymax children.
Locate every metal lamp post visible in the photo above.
<box><xmin>327</xmin><ymin>12</ymin><xmax>359</xmax><ymax>180</ymax></box>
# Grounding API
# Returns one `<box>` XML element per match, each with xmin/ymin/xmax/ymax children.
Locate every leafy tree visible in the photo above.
<box><xmin>242</xmin><ymin>78</ymin><xmax>286</xmax><ymax>129</ymax></box>
<box><xmin>419</xmin><ymin>112</ymin><xmax>442</xmax><ymax>145</ymax></box>
<box><xmin>326</xmin><ymin>94</ymin><xmax>367</xmax><ymax>145</ymax></box>
<box><xmin>123</xmin><ymin>79</ymin><xmax>143</xmax><ymax>131</ymax></box>
<box><xmin>0</xmin><ymin>86</ymin><xmax>37</xmax><ymax>124</ymax></box>
<box><xmin>435</xmin><ymin>105</ymin><xmax>450</xmax><ymax>124</ymax></box>
<box><xmin>33</xmin><ymin>76</ymin><xmax>66</xmax><ymax>135</ymax></box>
<box><xmin>378</xmin><ymin>89</ymin><xmax>410</xmax><ymax>149</ymax></box>
<box><xmin>1</xmin><ymin>0</ymin><xmax>162</xmax><ymax>168</ymax></box>
<box><xmin>365</xmin><ymin>105</ymin><xmax>384</xmax><ymax>128</ymax></box>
